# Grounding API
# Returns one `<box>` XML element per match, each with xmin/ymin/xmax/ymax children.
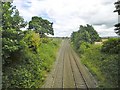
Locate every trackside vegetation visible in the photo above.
<box><xmin>71</xmin><ymin>24</ymin><xmax>101</xmax><ymax>54</ymax></box>
<box><xmin>2</xmin><ymin>2</ymin><xmax>61</xmax><ymax>88</ymax></box>
<box><xmin>3</xmin><ymin>36</ymin><xmax>61</xmax><ymax>88</ymax></box>
<box><xmin>71</xmin><ymin>24</ymin><xmax>119</xmax><ymax>88</ymax></box>
<box><xmin>80</xmin><ymin>44</ymin><xmax>119</xmax><ymax>88</ymax></box>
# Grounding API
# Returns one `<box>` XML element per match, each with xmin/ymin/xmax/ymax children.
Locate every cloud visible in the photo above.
<box><xmin>94</xmin><ymin>25</ymin><xmax>117</xmax><ymax>37</ymax></box>
<box><xmin>13</xmin><ymin>0</ymin><xmax>118</xmax><ymax>37</ymax></box>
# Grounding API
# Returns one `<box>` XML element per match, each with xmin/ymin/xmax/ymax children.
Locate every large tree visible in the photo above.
<box><xmin>71</xmin><ymin>25</ymin><xmax>100</xmax><ymax>44</ymax></box>
<box><xmin>71</xmin><ymin>24</ymin><xmax>101</xmax><ymax>50</ymax></box>
<box><xmin>28</xmin><ymin>16</ymin><xmax>54</xmax><ymax>37</ymax></box>
<box><xmin>114</xmin><ymin>0</ymin><xmax>120</xmax><ymax>35</ymax></box>
<box><xmin>1</xmin><ymin>2</ymin><xmax>27</xmax><ymax>64</ymax></box>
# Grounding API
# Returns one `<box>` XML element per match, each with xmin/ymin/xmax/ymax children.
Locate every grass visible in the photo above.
<box><xmin>77</xmin><ymin>44</ymin><xmax>119</xmax><ymax>88</ymax></box>
<box><xmin>2</xmin><ymin>38</ymin><xmax>62</xmax><ymax>88</ymax></box>
<box><xmin>38</xmin><ymin>38</ymin><xmax>61</xmax><ymax>74</ymax></box>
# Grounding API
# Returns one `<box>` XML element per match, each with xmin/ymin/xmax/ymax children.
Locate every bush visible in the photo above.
<box><xmin>101</xmin><ymin>38</ymin><xmax>120</xmax><ymax>54</ymax></box>
<box><xmin>78</xmin><ymin>42</ymin><xmax>91</xmax><ymax>54</ymax></box>
<box><xmin>80</xmin><ymin>44</ymin><xmax>119</xmax><ymax>88</ymax></box>
<box><xmin>41</xmin><ymin>38</ymin><xmax>50</xmax><ymax>43</ymax></box>
<box><xmin>2</xmin><ymin>37</ymin><xmax>61</xmax><ymax>88</ymax></box>
<box><xmin>20</xmin><ymin>30</ymin><xmax>41</xmax><ymax>53</ymax></box>
<box><xmin>71</xmin><ymin>24</ymin><xmax>101</xmax><ymax>53</ymax></box>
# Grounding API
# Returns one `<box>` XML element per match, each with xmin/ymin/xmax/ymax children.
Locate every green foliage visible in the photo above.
<box><xmin>71</xmin><ymin>24</ymin><xmax>101</xmax><ymax>53</ymax></box>
<box><xmin>2</xmin><ymin>2</ymin><xmax>59</xmax><ymax>88</ymax></box>
<box><xmin>3</xmin><ymin>50</ymin><xmax>43</xmax><ymax>88</ymax></box>
<box><xmin>41</xmin><ymin>38</ymin><xmax>51</xmax><ymax>43</ymax></box>
<box><xmin>2</xmin><ymin>37</ymin><xmax>20</xmax><ymax>64</ymax></box>
<box><xmin>80</xmin><ymin>44</ymin><xmax>119</xmax><ymax>88</ymax></box>
<box><xmin>71</xmin><ymin>24</ymin><xmax>119</xmax><ymax>88</ymax></box>
<box><xmin>2</xmin><ymin>2</ymin><xmax>26</xmax><ymax>32</ymax></box>
<box><xmin>2</xmin><ymin>2</ymin><xmax>26</xmax><ymax>64</ymax></box>
<box><xmin>28</xmin><ymin>16</ymin><xmax>54</xmax><ymax>37</ymax></box>
<box><xmin>38</xmin><ymin>38</ymin><xmax>60</xmax><ymax>72</ymax></box>
<box><xmin>2</xmin><ymin>38</ymin><xmax>61</xmax><ymax>88</ymax></box>
<box><xmin>20</xmin><ymin>30</ymin><xmax>41</xmax><ymax>53</ymax></box>
<box><xmin>78</xmin><ymin>42</ymin><xmax>90</xmax><ymax>54</ymax></box>
<box><xmin>101</xmin><ymin>38</ymin><xmax>120</xmax><ymax>54</ymax></box>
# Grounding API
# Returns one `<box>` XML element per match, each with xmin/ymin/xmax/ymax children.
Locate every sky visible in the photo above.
<box><xmin>13</xmin><ymin>0</ymin><xmax>118</xmax><ymax>37</ymax></box>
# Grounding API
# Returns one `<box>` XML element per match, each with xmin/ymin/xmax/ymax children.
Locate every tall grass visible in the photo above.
<box><xmin>80</xmin><ymin>44</ymin><xmax>119</xmax><ymax>88</ymax></box>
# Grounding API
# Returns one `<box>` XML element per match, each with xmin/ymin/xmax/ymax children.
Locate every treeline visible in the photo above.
<box><xmin>71</xmin><ymin>24</ymin><xmax>101</xmax><ymax>53</ymax></box>
<box><xmin>71</xmin><ymin>24</ymin><xmax>119</xmax><ymax>87</ymax></box>
<box><xmin>1</xmin><ymin>2</ymin><xmax>61</xmax><ymax>88</ymax></box>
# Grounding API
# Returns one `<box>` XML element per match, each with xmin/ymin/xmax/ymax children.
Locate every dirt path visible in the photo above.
<box><xmin>42</xmin><ymin>39</ymin><xmax>97</xmax><ymax>88</ymax></box>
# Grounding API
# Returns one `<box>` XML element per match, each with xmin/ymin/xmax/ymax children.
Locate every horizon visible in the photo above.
<box><xmin>13</xmin><ymin>0</ymin><xmax>118</xmax><ymax>37</ymax></box>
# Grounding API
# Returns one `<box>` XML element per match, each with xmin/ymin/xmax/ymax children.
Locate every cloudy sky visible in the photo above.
<box><xmin>13</xmin><ymin>0</ymin><xmax>118</xmax><ymax>37</ymax></box>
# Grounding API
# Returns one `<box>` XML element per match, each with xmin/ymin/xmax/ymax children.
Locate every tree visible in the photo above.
<box><xmin>1</xmin><ymin>2</ymin><xmax>27</xmax><ymax>64</ymax></box>
<box><xmin>71</xmin><ymin>24</ymin><xmax>100</xmax><ymax>44</ymax></box>
<box><xmin>71</xmin><ymin>24</ymin><xmax>101</xmax><ymax>52</ymax></box>
<box><xmin>28</xmin><ymin>16</ymin><xmax>54</xmax><ymax>37</ymax></box>
<box><xmin>85</xmin><ymin>24</ymin><xmax>101</xmax><ymax>43</ymax></box>
<box><xmin>114</xmin><ymin>0</ymin><xmax>120</xmax><ymax>35</ymax></box>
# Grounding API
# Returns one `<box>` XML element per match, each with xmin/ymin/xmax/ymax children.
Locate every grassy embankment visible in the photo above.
<box><xmin>3</xmin><ymin>38</ymin><xmax>62</xmax><ymax>88</ymax></box>
<box><xmin>72</xmin><ymin>40</ymin><xmax>119</xmax><ymax>88</ymax></box>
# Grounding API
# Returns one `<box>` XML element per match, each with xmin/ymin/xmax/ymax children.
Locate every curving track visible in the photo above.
<box><xmin>42</xmin><ymin>39</ymin><xmax>97</xmax><ymax>89</ymax></box>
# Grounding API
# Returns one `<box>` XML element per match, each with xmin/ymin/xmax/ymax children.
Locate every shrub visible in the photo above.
<box><xmin>101</xmin><ymin>38</ymin><xmax>120</xmax><ymax>54</ymax></box>
<box><xmin>80</xmin><ymin>44</ymin><xmax>119</xmax><ymax>87</ymax></box>
<box><xmin>2</xmin><ymin>37</ymin><xmax>61</xmax><ymax>88</ymax></box>
<box><xmin>78</xmin><ymin>42</ymin><xmax>91</xmax><ymax>54</ymax></box>
<box><xmin>20</xmin><ymin>30</ymin><xmax>41</xmax><ymax>53</ymax></box>
<box><xmin>41</xmin><ymin>38</ymin><xmax>50</xmax><ymax>43</ymax></box>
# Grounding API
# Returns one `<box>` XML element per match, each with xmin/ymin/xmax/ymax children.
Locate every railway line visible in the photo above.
<box><xmin>42</xmin><ymin>39</ymin><xmax>97</xmax><ymax>89</ymax></box>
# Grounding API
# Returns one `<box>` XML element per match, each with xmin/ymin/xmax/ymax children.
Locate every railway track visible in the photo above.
<box><xmin>42</xmin><ymin>39</ymin><xmax>96</xmax><ymax>88</ymax></box>
<box><xmin>68</xmin><ymin>45</ymin><xmax>88</xmax><ymax>89</ymax></box>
